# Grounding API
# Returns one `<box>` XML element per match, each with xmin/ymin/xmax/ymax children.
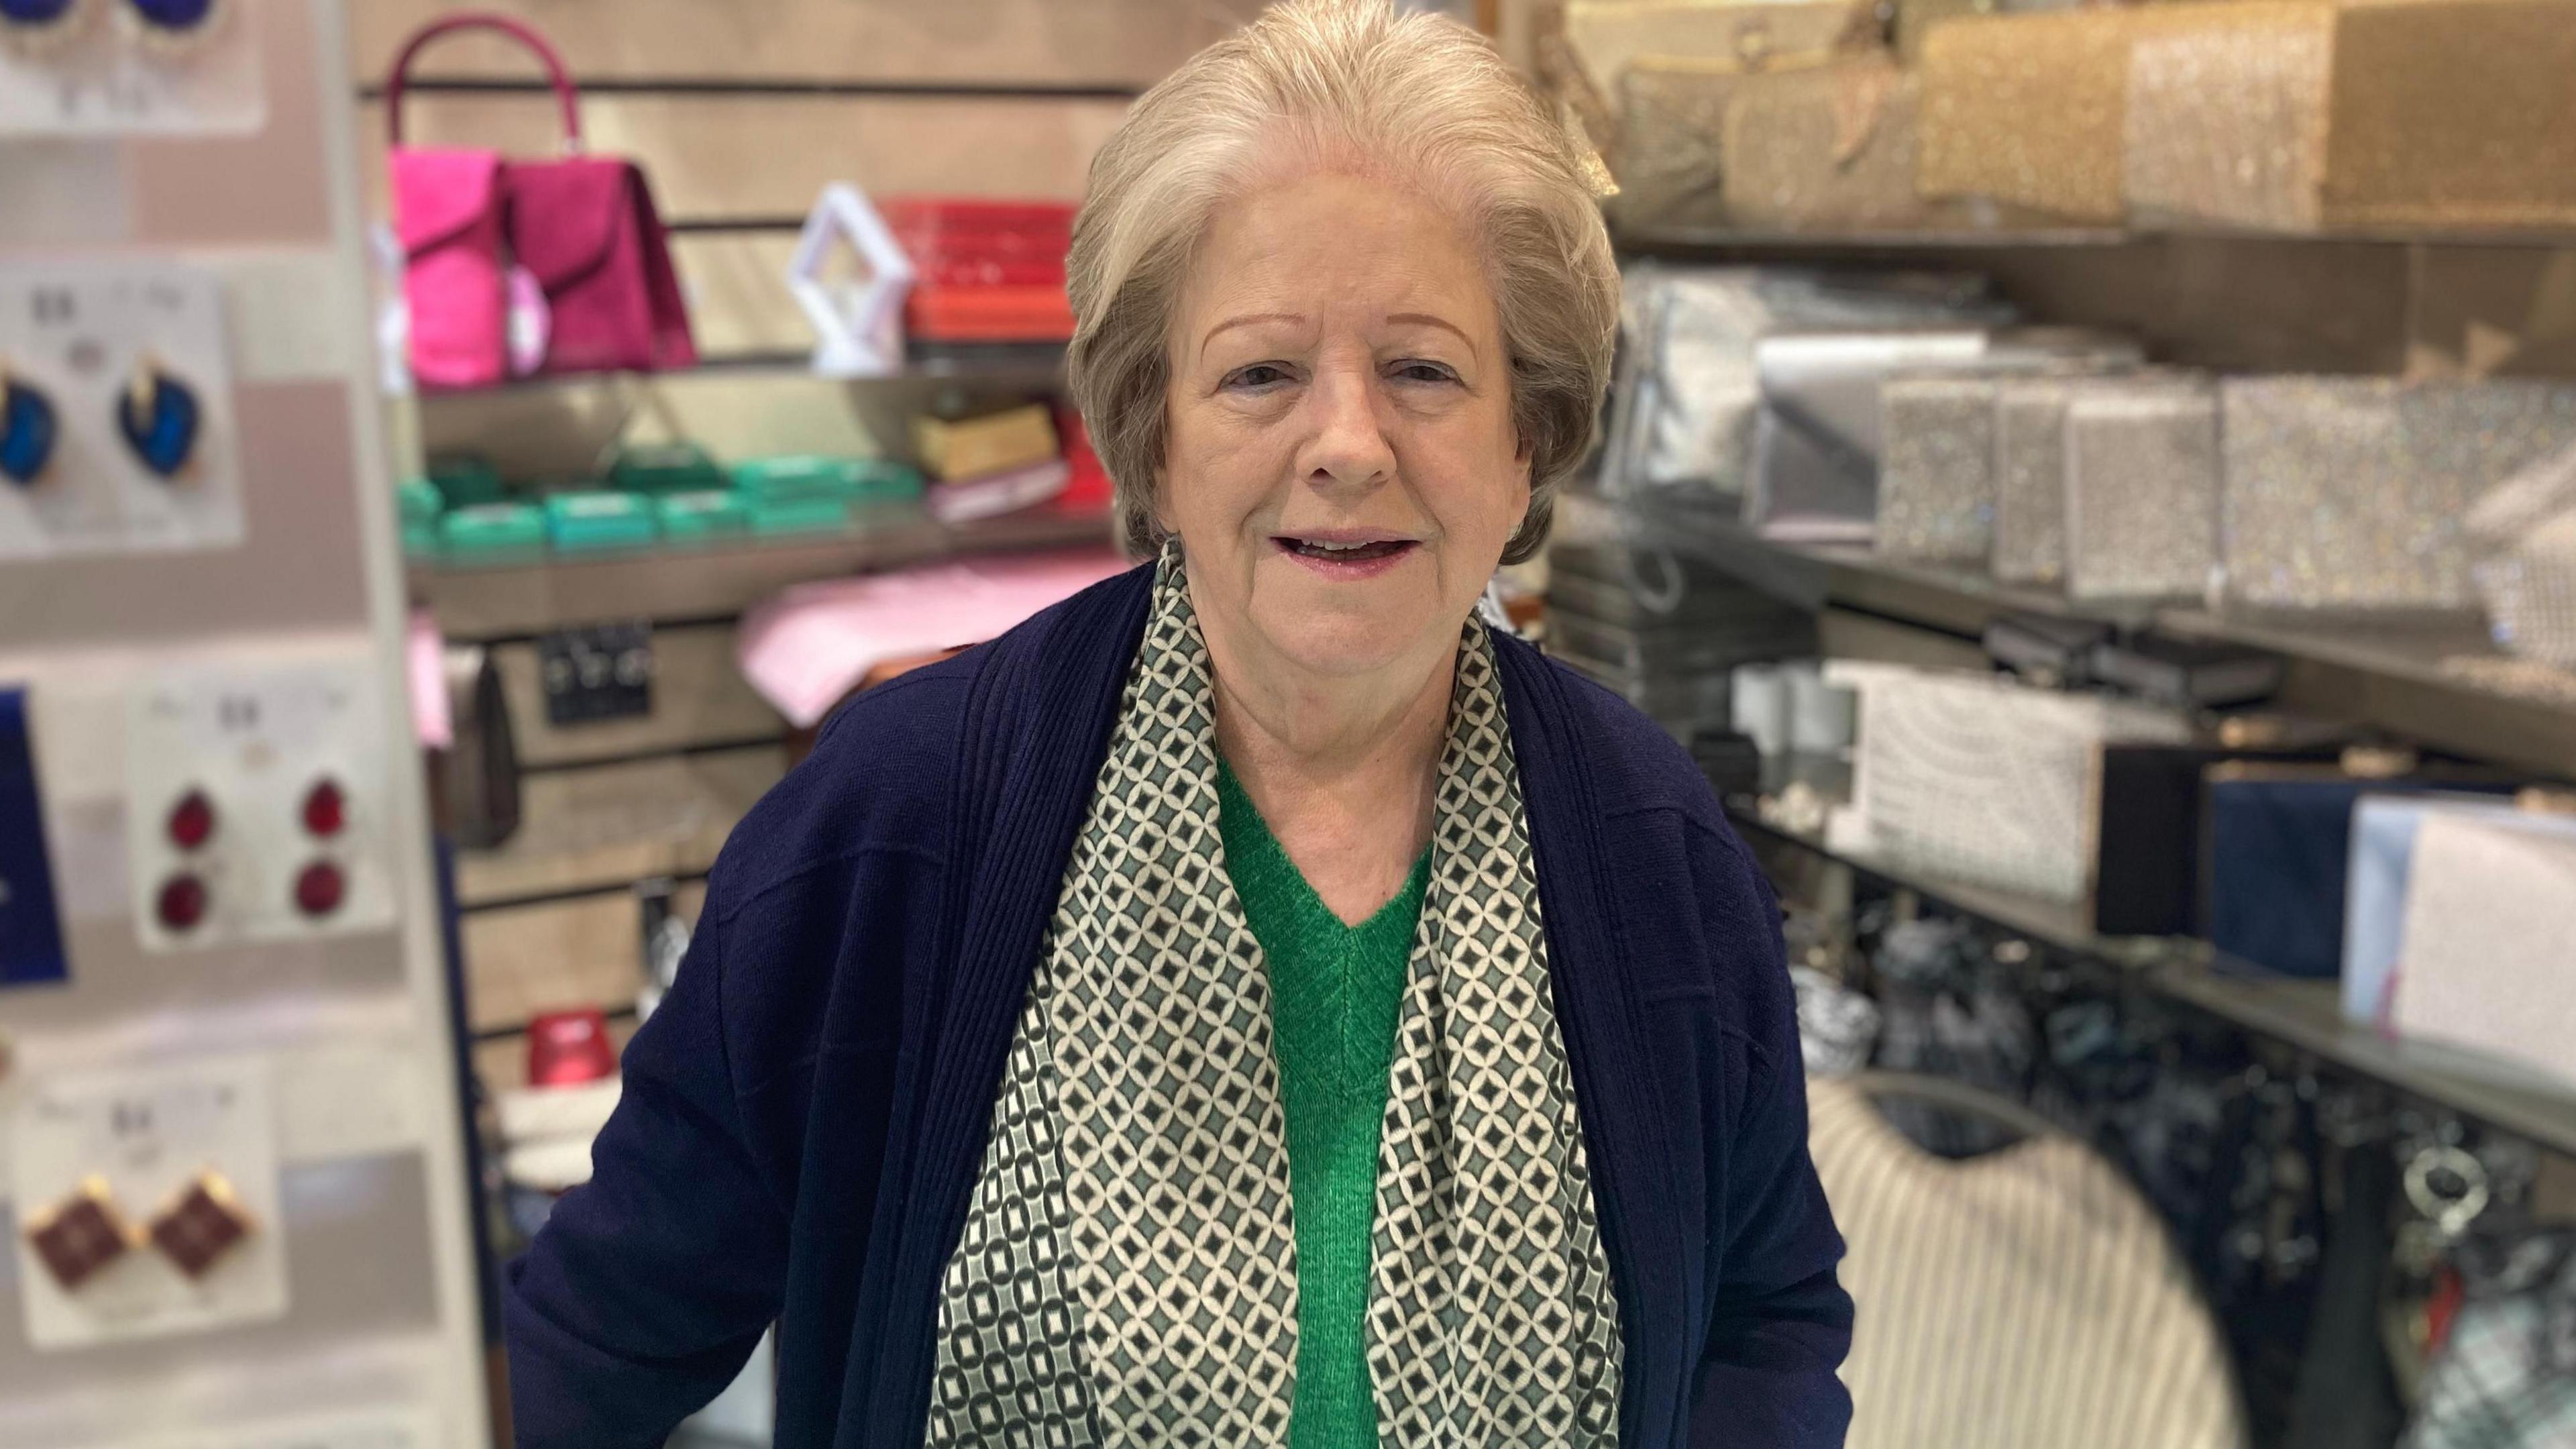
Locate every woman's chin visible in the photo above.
<box><xmin>1250</xmin><ymin>604</ymin><xmax>1440</xmax><ymax>681</ymax></box>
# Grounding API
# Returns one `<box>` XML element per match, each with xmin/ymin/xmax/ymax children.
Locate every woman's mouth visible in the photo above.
<box><xmin>1275</xmin><ymin>535</ymin><xmax>1419</xmax><ymax>578</ymax></box>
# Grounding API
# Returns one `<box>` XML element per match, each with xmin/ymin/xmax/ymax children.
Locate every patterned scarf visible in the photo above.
<box><xmin>926</xmin><ymin>551</ymin><xmax>1623</xmax><ymax>1446</ymax></box>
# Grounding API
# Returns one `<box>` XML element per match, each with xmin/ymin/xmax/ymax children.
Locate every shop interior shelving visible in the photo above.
<box><xmin>409</xmin><ymin>502</ymin><xmax>1111</xmax><ymax>640</ymax></box>
<box><xmin>1574</xmin><ymin>491</ymin><xmax>2576</xmax><ymax>780</ymax></box>
<box><xmin>403</xmin><ymin>340</ymin><xmax>1069</xmax><ymax>402</ymax></box>
<box><xmin>1561</xmin><ymin>492</ymin><xmax>2576</xmax><ymax>1152</ymax></box>
<box><xmin>1616</xmin><ymin>221</ymin><xmax>2576</xmax><ymax>254</ymax></box>
<box><xmin>1721</xmin><ymin>776</ymin><xmax>2576</xmax><ymax>1161</ymax></box>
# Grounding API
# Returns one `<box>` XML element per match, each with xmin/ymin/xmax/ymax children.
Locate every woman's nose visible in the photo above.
<box><xmin>1299</xmin><ymin>363</ymin><xmax>1397</xmax><ymax>492</ymax></box>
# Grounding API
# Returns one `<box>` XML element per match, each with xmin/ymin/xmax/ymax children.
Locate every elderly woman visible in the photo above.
<box><xmin>504</xmin><ymin>1</ymin><xmax>1850</xmax><ymax>1444</ymax></box>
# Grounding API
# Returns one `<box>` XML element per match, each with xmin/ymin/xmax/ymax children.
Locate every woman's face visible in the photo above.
<box><xmin>1161</xmin><ymin>169</ymin><xmax>1529</xmax><ymax>684</ymax></box>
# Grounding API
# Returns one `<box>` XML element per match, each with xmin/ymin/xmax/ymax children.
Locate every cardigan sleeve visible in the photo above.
<box><xmin>1691</xmin><ymin>853</ymin><xmax>1856</xmax><ymax>1447</ymax></box>
<box><xmin>504</xmin><ymin>912</ymin><xmax>792</xmax><ymax>1448</ymax></box>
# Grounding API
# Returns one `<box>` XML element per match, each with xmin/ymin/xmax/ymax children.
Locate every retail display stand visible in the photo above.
<box><xmin>0</xmin><ymin>1</ymin><xmax>492</xmax><ymax>1446</ymax></box>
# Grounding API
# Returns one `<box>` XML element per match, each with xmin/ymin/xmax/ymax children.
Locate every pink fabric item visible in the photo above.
<box><xmin>737</xmin><ymin>550</ymin><xmax>1131</xmax><ymax>728</ymax></box>
<box><xmin>409</xmin><ymin>610</ymin><xmax>453</xmax><ymax>749</ymax></box>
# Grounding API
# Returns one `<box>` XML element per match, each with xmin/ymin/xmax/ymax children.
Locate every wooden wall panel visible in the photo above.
<box><xmin>493</xmin><ymin>625</ymin><xmax>784</xmax><ymax>767</ymax></box>
<box><xmin>352</xmin><ymin>0</ymin><xmax>1263</xmax><ymax>87</ymax></box>
<box><xmin>453</xmin><ymin>745</ymin><xmax>787</xmax><ymax>906</ymax></box>
<box><xmin>360</xmin><ymin>93</ymin><xmax>1129</xmax><ymax>220</ymax></box>
<box><xmin>671</xmin><ymin>233</ymin><xmax>808</xmax><ymax>356</ymax></box>
<box><xmin>462</xmin><ymin>881</ymin><xmax>708</xmax><ymax>1033</ymax></box>
<box><xmin>1968</xmin><ymin>234</ymin><xmax>2415</xmax><ymax>376</ymax></box>
<box><xmin>2405</xmin><ymin>244</ymin><xmax>2576</xmax><ymax>378</ymax></box>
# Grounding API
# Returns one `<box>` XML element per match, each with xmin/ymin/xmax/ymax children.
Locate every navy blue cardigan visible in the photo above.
<box><xmin>506</xmin><ymin>561</ymin><xmax>1852</xmax><ymax>1446</ymax></box>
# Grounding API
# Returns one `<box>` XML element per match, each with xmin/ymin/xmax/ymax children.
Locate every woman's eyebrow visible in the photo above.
<box><xmin>1201</xmin><ymin>311</ymin><xmax>1305</xmax><ymax>360</ymax></box>
<box><xmin>1387</xmin><ymin>312</ymin><xmax>1477</xmax><ymax>359</ymax></box>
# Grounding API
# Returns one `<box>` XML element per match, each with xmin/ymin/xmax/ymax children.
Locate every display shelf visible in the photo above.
<box><xmin>1618</xmin><ymin>220</ymin><xmax>2576</xmax><ymax>255</ymax></box>
<box><xmin>1726</xmin><ymin>799</ymin><xmax>2156</xmax><ymax>968</ymax></box>
<box><xmin>2149</xmin><ymin>965</ymin><xmax>2576</xmax><ymax>1161</ymax></box>
<box><xmin>1619</xmin><ymin>223</ymin><xmax>2132</xmax><ymax>254</ymax></box>
<box><xmin>1583</xmin><ymin>490</ymin><xmax>2576</xmax><ymax>778</ymax></box>
<box><xmin>406</xmin><ymin>341</ymin><xmax>1068</xmax><ymax>402</ymax></box>
<box><xmin>1723</xmin><ymin>789</ymin><xmax>2576</xmax><ymax>1158</ymax></box>
<box><xmin>411</xmin><ymin>504</ymin><xmax>1114</xmax><ymax>639</ymax></box>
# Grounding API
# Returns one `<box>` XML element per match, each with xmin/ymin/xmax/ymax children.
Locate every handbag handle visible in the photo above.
<box><xmin>386</xmin><ymin>12</ymin><xmax>584</xmax><ymax>152</ymax></box>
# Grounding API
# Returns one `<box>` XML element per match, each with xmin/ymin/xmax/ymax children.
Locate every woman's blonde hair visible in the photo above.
<box><xmin>1066</xmin><ymin>0</ymin><xmax>1618</xmax><ymax>564</ymax></box>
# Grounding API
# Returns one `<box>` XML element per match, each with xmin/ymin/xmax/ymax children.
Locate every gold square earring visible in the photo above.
<box><xmin>22</xmin><ymin>1176</ymin><xmax>141</xmax><ymax>1291</ymax></box>
<box><xmin>147</xmin><ymin>1169</ymin><xmax>256</xmax><ymax>1279</ymax></box>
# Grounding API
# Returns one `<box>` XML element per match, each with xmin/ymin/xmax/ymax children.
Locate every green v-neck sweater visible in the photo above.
<box><xmin>1216</xmin><ymin>761</ymin><xmax>1432</xmax><ymax>1449</ymax></box>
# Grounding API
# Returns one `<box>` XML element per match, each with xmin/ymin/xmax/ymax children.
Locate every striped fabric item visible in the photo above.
<box><xmin>1807</xmin><ymin>1076</ymin><xmax>2249</xmax><ymax>1449</ymax></box>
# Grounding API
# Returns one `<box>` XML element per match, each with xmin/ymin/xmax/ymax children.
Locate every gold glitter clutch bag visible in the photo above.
<box><xmin>1716</xmin><ymin>60</ymin><xmax>1953</xmax><ymax>235</ymax></box>
<box><xmin>2220</xmin><ymin>378</ymin><xmax>2576</xmax><ymax>614</ymax></box>
<box><xmin>2125</xmin><ymin>0</ymin><xmax>2576</xmax><ymax>233</ymax></box>
<box><xmin>1919</xmin><ymin>7</ymin><xmax>2166</xmax><ymax>223</ymax></box>
<box><xmin>1617</xmin><ymin>57</ymin><xmax>1817</xmax><ymax>232</ymax></box>
<box><xmin>2122</xmin><ymin>2</ymin><xmax>2339</xmax><ymax>232</ymax></box>
<box><xmin>1562</xmin><ymin>0</ymin><xmax>1878</xmax><ymax>172</ymax></box>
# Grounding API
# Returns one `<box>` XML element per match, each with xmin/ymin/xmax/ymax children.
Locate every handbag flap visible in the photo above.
<box><xmin>504</xmin><ymin>157</ymin><xmax>637</xmax><ymax>292</ymax></box>
<box><xmin>391</xmin><ymin>146</ymin><xmax>505</xmax><ymax>256</ymax></box>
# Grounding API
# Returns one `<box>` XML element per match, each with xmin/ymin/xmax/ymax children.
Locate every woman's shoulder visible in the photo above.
<box><xmin>1489</xmin><ymin>629</ymin><xmax>1731</xmax><ymax>838</ymax></box>
<box><xmin>704</xmin><ymin>560</ymin><xmax>1159</xmax><ymax>920</ymax></box>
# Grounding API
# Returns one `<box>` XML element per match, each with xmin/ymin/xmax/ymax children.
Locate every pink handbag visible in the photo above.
<box><xmin>386</xmin><ymin>14</ymin><xmax>697</xmax><ymax>389</ymax></box>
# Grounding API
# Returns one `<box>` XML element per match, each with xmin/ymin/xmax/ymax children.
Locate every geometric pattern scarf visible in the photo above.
<box><xmin>926</xmin><ymin>550</ymin><xmax>1624</xmax><ymax>1446</ymax></box>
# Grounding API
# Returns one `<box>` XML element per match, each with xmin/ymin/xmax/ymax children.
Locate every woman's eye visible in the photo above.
<box><xmin>1224</xmin><ymin>364</ymin><xmax>1291</xmax><ymax>390</ymax></box>
<box><xmin>1391</xmin><ymin>361</ymin><xmax>1460</xmax><ymax>384</ymax></box>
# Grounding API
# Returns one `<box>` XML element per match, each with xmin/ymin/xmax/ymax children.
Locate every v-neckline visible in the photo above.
<box><xmin>1215</xmin><ymin>757</ymin><xmax>1432</xmax><ymax>933</ymax></box>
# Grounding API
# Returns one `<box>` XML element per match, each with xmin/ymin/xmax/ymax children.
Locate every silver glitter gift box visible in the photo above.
<box><xmin>2467</xmin><ymin>441</ymin><xmax>2576</xmax><ymax>668</ymax></box>
<box><xmin>2220</xmin><ymin>378</ymin><xmax>2576</xmax><ymax>613</ymax></box>
<box><xmin>2063</xmin><ymin>378</ymin><xmax>2220</xmax><ymax>602</ymax></box>
<box><xmin>1880</xmin><ymin>345</ymin><xmax>2143</xmax><ymax>566</ymax></box>
<box><xmin>1992</xmin><ymin>374</ymin><xmax>2090</xmax><ymax>584</ymax></box>
<box><xmin>1993</xmin><ymin>369</ymin><xmax>2182</xmax><ymax>584</ymax></box>
<box><xmin>1876</xmin><ymin>374</ymin><xmax>2004</xmax><ymax>563</ymax></box>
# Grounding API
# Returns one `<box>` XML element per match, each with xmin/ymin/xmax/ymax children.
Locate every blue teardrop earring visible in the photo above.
<box><xmin>0</xmin><ymin>0</ymin><xmax>93</xmax><ymax>54</ymax></box>
<box><xmin>0</xmin><ymin>368</ymin><xmax>60</xmax><ymax>488</ymax></box>
<box><xmin>116</xmin><ymin>358</ymin><xmax>201</xmax><ymax>479</ymax></box>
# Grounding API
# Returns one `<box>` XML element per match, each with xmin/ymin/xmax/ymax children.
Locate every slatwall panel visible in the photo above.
<box><xmin>475</xmin><ymin>1018</ymin><xmax>643</xmax><ymax>1095</ymax></box>
<box><xmin>462</xmin><ymin>881</ymin><xmax>710</xmax><ymax>1034</ymax></box>
<box><xmin>351</xmin><ymin>0</ymin><xmax>1263</xmax><ymax>87</ymax></box>
<box><xmin>372</xmin><ymin>0</ymin><xmax>1246</xmax><ymax>1100</ymax></box>
<box><xmin>452</xmin><ymin>745</ymin><xmax>787</xmax><ymax>908</ymax></box>
<box><xmin>356</xmin><ymin>93</ymin><xmax>1134</xmax><ymax>220</ymax></box>
<box><xmin>491</xmin><ymin>624</ymin><xmax>784</xmax><ymax>769</ymax></box>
